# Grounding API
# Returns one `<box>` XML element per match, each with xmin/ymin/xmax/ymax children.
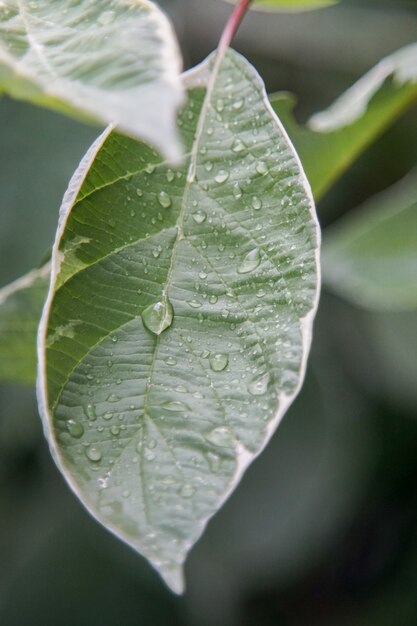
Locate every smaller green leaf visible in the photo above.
<box><xmin>270</xmin><ymin>43</ymin><xmax>417</xmax><ymax>200</ymax></box>
<box><xmin>322</xmin><ymin>171</ymin><xmax>417</xmax><ymax>311</ymax></box>
<box><xmin>0</xmin><ymin>263</ymin><xmax>49</xmax><ymax>384</ymax></box>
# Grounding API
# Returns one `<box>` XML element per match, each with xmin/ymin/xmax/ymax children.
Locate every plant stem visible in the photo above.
<box><xmin>218</xmin><ymin>0</ymin><xmax>253</xmax><ymax>55</ymax></box>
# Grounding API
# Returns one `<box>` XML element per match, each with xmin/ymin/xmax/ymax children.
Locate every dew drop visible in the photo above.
<box><xmin>248</xmin><ymin>372</ymin><xmax>270</xmax><ymax>396</ymax></box>
<box><xmin>192</xmin><ymin>210</ymin><xmax>207</xmax><ymax>224</ymax></box>
<box><xmin>215</xmin><ymin>170</ymin><xmax>229</xmax><ymax>184</ymax></box>
<box><xmin>209</xmin><ymin>353</ymin><xmax>228</xmax><ymax>372</ymax></box>
<box><xmin>251</xmin><ymin>196</ymin><xmax>262</xmax><ymax>210</ymax></box>
<box><xmin>209</xmin><ymin>295</ymin><xmax>218</xmax><ymax>304</ymax></box>
<box><xmin>110</xmin><ymin>425</ymin><xmax>120</xmax><ymax>436</ymax></box>
<box><xmin>237</xmin><ymin>248</ymin><xmax>261</xmax><ymax>274</ymax></box>
<box><xmin>187</xmin><ymin>299</ymin><xmax>202</xmax><ymax>308</ymax></box>
<box><xmin>158</xmin><ymin>191</ymin><xmax>172</xmax><ymax>208</ymax></box>
<box><xmin>232</xmin><ymin>139</ymin><xmax>246</xmax><ymax>153</ymax></box>
<box><xmin>66</xmin><ymin>419</ymin><xmax>84</xmax><ymax>439</ymax></box>
<box><xmin>233</xmin><ymin>183</ymin><xmax>243</xmax><ymax>199</ymax></box>
<box><xmin>107</xmin><ymin>393</ymin><xmax>120</xmax><ymax>403</ymax></box>
<box><xmin>233</xmin><ymin>97</ymin><xmax>244</xmax><ymax>110</ymax></box>
<box><xmin>86</xmin><ymin>447</ymin><xmax>102</xmax><ymax>462</ymax></box>
<box><xmin>145</xmin><ymin>163</ymin><xmax>155</xmax><ymax>174</ymax></box>
<box><xmin>179</xmin><ymin>483</ymin><xmax>195</xmax><ymax>498</ymax></box>
<box><xmin>205</xmin><ymin>426</ymin><xmax>235</xmax><ymax>448</ymax></box>
<box><xmin>162</xmin><ymin>400</ymin><xmax>189</xmax><ymax>412</ymax></box>
<box><xmin>142</xmin><ymin>298</ymin><xmax>173</xmax><ymax>335</ymax></box>
<box><xmin>84</xmin><ymin>403</ymin><xmax>96</xmax><ymax>421</ymax></box>
<box><xmin>207</xmin><ymin>451</ymin><xmax>221</xmax><ymax>471</ymax></box>
<box><xmin>256</xmin><ymin>160</ymin><xmax>268</xmax><ymax>175</ymax></box>
<box><xmin>145</xmin><ymin>449</ymin><xmax>155</xmax><ymax>461</ymax></box>
<box><xmin>165</xmin><ymin>356</ymin><xmax>177</xmax><ymax>366</ymax></box>
<box><xmin>136</xmin><ymin>188</ymin><xmax>143</xmax><ymax>197</ymax></box>
<box><xmin>166</xmin><ymin>169</ymin><xmax>175</xmax><ymax>182</ymax></box>
<box><xmin>216</xmin><ymin>98</ymin><xmax>224</xmax><ymax>112</ymax></box>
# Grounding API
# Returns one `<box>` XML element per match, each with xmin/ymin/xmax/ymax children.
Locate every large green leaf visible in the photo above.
<box><xmin>0</xmin><ymin>0</ymin><xmax>184</xmax><ymax>160</ymax></box>
<box><xmin>322</xmin><ymin>171</ymin><xmax>417</xmax><ymax>311</ymax></box>
<box><xmin>37</xmin><ymin>49</ymin><xmax>320</xmax><ymax>593</ymax></box>
<box><xmin>0</xmin><ymin>263</ymin><xmax>49</xmax><ymax>384</ymax></box>
<box><xmin>271</xmin><ymin>43</ymin><xmax>417</xmax><ymax>200</ymax></box>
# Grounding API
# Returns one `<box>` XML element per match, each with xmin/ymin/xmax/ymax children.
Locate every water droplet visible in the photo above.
<box><xmin>248</xmin><ymin>372</ymin><xmax>270</xmax><ymax>396</ymax></box>
<box><xmin>145</xmin><ymin>449</ymin><xmax>155</xmax><ymax>461</ymax></box>
<box><xmin>233</xmin><ymin>97</ymin><xmax>244</xmax><ymax>110</ymax></box>
<box><xmin>162</xmin><ymin>400</ymin><xmax>189</xmax><ymax>412</ymax></box>
<box><xmin>66</xmin><ymin>419</ymin><xmax>84</xmax><ymax>439</ymax></box>
<box><xmin>84</xmin><ymin>403</ymin><xmax>96</xmax><ymax>421</ymax></box>
<box><xmin>256</xmin><ymin>289</ymin><xmax>266</xmax><ymax>298</ymax></box>
<box><xmin>179</xmin><ymin>483</ymin><xmax>195</xmax><ymax>498</ymax></box>
<box><xmin>145</xmin><ymin>163</ymin><xmax>155</xmax><ymax>174</ymax></box>
<box><xmin>98</xmin><ymin>10</ymin><xmax>115</xmax><ymax>25</ymax></box>
<box><xmin>216</xmin><ymin>98</ymin><xmax>224</xmax><ymax>112</ymax></box>
<box><xmin>166</xmin><ymin>356</ymin><xmax>177</xmax><ymax>366</ymax></box>
<box><xmin>192</xmin><ymin>210</ymin><xmax>207</xmax><ymax>224</ymax></box>
<box><xmin>237</xmin><ymin>248</ymin><xmax>261</xmax><ymax>274</ymax></box>
<box><xmin>205</xmin><ymin>426</ymin><xmax>235</xmax><ymax>448</ymax></box>
<box><xmin>209</xmin><ymin>353</ymin><xmax>228</xmax><ymax>372</ymax></box>
<box><xmin>207</xmin><ymin>451</ymin><xmax>221</xmax><ymax>471</ymax></box>
<box><xmin>110</xmin><ymin>425</ymin><xmax>120</xmax><ymax>436</ymax></box>
<box><xmin>232</xmin><ymin>139</ymin><xmax>246</xmax><ymax>153</ymax></box>
<box><xmin>136</xmin><ymin>188</ymin><xmax>143</xmax><ymax>197</ymax></box>
<box><xmin>209</xmin><ymin>295</ymin><xmax>218</xmax><ymax>304</ymax></box>
<box><xmin>187</xmin><ymin>299</ymin><xmax>202</xmax><ymax>308</ymax></box>
<box><xmin>233</xmin><ymin>183</ymin><xmax>243</xmax><ymax>199</ymax></box>
<box><xmin>142</xmin><ymin>298</ymin><xmax>173</xmax><ymax>335</ymax></box>
<box><xmin>166</xmin><ymin>169</ymin><xmax>175</xmax><ymax>182</ymax></box>
<box><xmin>107</xmin><ymin>393</ymin><xmax>120</xmax><ymax>403</ymax></box>
<box><xmin>215</xmin><ymin>170</ymin><xmax>229</xmax><ymax>185</ymax></box>
<box><xmin>251</xmin><ymin>196</ymin><xmax>262</xmax><ymax>210</ymax></box>
<box><xmin>158</xmin><ymin>191</ymin><xmax>172</xmax><ymax>208</ymax></box>
<box><xmin>86</xmin><ymin>447</ymin><xmax>102</xmax><ymax>462</ymax></box>
<box><xmin>256</xmin><ymin>161</ymin><xmax>268</xmax><ymax>175</ymax></box>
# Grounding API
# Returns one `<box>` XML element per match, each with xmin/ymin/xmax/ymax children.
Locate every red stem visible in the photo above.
<box><xmin>218</xmin><ymin>0</ymin><xmax>253</xmax><ymax>55</ymax></box>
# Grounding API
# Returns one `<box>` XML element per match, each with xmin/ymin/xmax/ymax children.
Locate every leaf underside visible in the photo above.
<box><xmin>37</xmin><ymin>50</ymin><xmax>320</xmax><ymax>593</ymax></box>
<box><xmin>0</xmin><ymin>0</ymin><xmax>184</xmax><ymax>160</ymax></box>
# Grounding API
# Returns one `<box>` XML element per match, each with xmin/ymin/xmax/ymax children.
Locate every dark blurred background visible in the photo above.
<box><xmin>1</xmin><ymin>1</ymin><xmax>417</xmax><ymax>624</ymax></box>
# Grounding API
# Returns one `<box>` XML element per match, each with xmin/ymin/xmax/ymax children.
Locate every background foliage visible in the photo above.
<box><xmin>1</xmin><ymin>0</ymin><xmax>417</xmax><ymax>624</ymax></box>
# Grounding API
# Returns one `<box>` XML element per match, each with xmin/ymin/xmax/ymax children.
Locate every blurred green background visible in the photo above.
<box><xmin>1</xmin><ymin>1</ymin><xmax>417</xmax><ymax>624</ymax></box>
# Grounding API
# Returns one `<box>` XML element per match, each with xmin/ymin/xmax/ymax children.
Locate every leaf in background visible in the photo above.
<box><xmin>37</xmin><ymin>49</ymin><xmax>320</xmax><ymax>593</ymax></box>
<box><xmin>0</xmin><ymin>0</ymin><xmax>184</xmax><ymax>161</ymax></box>
<box><xmin>0</xmin><ymin>263</ymin><xmax>49</xmax><ymax>384</ymax></box>
<box><xmin>270</xmin><ymin>43</ymin><xmax>417</xmax><ymax>200</ymax></box>
<box><xmin>322</xmin><ymin>171</ymin><xmax>417</xmax><ymax>311</ymax></box>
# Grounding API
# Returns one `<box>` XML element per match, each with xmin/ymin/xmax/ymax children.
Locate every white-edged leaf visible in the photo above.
<box><xmin>0</xmin><ymin>0</ymin><xmax>184</xmax><ymax>160</ymax></box>
<box><xmin>270</xmin><ymin>42</ymin><xmax>417</xmax><ymax>200</ymax></box>
<box><xmin>37</xmin><ymin>49</ymin><xmax>320</xmax><ymax>593</ymax></box>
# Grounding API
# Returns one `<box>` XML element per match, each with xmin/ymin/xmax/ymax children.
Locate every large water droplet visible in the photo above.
<box><xmin>232</xmin><ymin>139</ymin><xmax>246</xmax><ymax>153</ymax></box>
<box><xmin>84</xmin><ymin>403</ymin><xmax>96</xmax><ymax>421</ymax></box>
<box><xmin>67</xmin><ymin>419</ymin><xmax>84</xmax><ymax>439</ymax></box>
<box><xmin>142</xmin><ymin>298</ymin><xmax>173</xmax><ymax>335</ymax></box>
<box><xmin>86</xmin><ymin>447</ymin><xmax>102</xmax><ymax>462</ymax></box>
<box><xmin>205</xmin><ymin>426</ymin><xmax>235</xmax><ymax>448</ymax></box>
<box><xmin>215</xmin><ymin>170</ymin><xmax>229</xmax><ymax>184</ymax></box>
<box><xmin>166</xmin><ymin>356</ymin><xmax>177</xmax><ymax>366</ymax></box>
<box><xmin>158</xmin><ymin>191</ymin><xmax>172</xmax><ymax>208</ymax></box>
<box><xmin>233</xmin><ymin>97</ymin><xmax>244</xmax><ymax>110</ymax></box>
<box><xmin>248</xmin><ymin>372</ymin><xmax>270</xmax><ymax>396</ymax></box>
<box><xmin>107</xmin><ymin>393</ymin><xmax>120</xmax><ymax>403</ymax></box>
<box><xmin>237</xmin><ymin>248</ymin><xmax>261</xmax><ymax>274</ymax></box>
<box><xmin>187</xmin><ymin>299</ymin><xmax>202</xmax><ymax>308</ymax></box>
<box><xmin>209</xmin><ymin>353</ymin><xmax>228</xmax><ymax>372</ymax></box>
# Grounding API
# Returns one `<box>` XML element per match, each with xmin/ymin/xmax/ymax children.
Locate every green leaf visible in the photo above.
<box><xmin>37</xmin><ymin>49</ymin><xmax>320</xmax><ymax>593</ymax></box>
<box><xmin>0</xmin><ymin>0</ymin><xmax>184</xmax><ymax>161</ymax></box>
<box><xmin>322</xmin><ymin>171</ymin><xmax>417</xmax><ymax>311</ymax></box>
<box><xmin>0</xmin><ymin>263</ymin><xmax>49</xmax><ymax>384</ymax></box>
<box><xmin>270</xmin><ymin>43</ymin><xmax>417</xmax><ymax>200</ymax></box>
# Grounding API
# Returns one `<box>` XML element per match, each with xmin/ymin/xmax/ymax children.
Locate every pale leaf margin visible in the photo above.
<box><xmin>224</xmin><ymin>0</ymin><xmax>338</xmax><ymax>12</ymax></box>
<box><xmin>0</xmin><ymin>0</ymin><xmax>185</xmax><ymax>161</ymax></box>
<box><xmin>36</xmin><ymin>54</ymin><xmax>321</xmax><ymax>593</ymax></box>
